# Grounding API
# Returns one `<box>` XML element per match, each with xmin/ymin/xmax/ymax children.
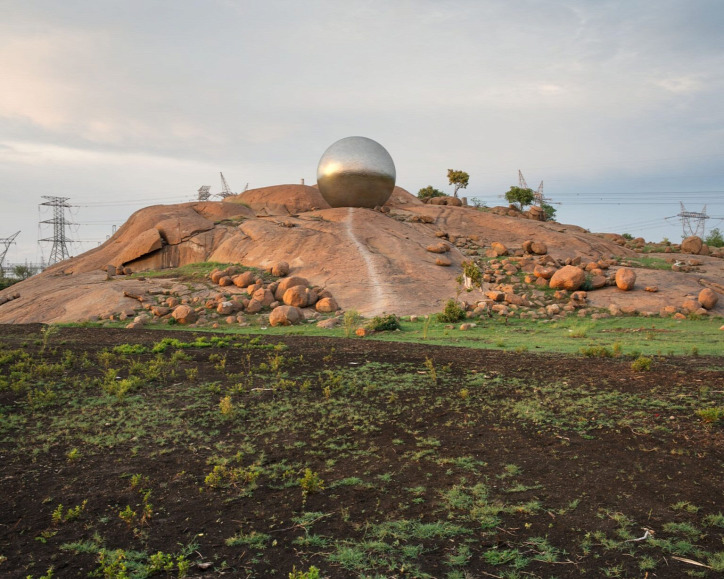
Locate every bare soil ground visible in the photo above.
<box><xmin>1</xmin><ymin>325</ymin><xmax>723</xmax><ymax>578</ymax></box>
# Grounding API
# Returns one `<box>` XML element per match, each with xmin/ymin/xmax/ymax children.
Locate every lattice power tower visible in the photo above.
<box><xmin>677</xmin><ymin>202</ymin><xmax>709</xmax><ymax>238</ymax></box>
<box><xmin>39</xmin><ymin>196</ymin><xmax>74</xmax><ymax>265</ymax></box>
<box><xmin>0</xmin><ymin>231</ymin><xmax>20</xmax><ymax>277</ymax></box>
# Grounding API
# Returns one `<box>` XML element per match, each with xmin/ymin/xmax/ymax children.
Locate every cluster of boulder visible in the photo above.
<box><xmin>435</xmin><ymin>238</ymin><xmax>721</xmax><ymax>321</ymax></box>
<box><xmin>600</xmin><ymin>234</ymin><xmax>724</xmax><ymax>259</ymax></box>
<box><xmin>98</xmin><ymin>262</ymin><xmax>339</xmax><ymax>329</ymax></box>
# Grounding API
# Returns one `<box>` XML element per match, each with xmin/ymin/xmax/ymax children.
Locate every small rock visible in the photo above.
<box><xmin>317</xmin><ymin>317</ymin><xmax>340</xmax><ymax>329</ymax></box>
<box><xmin>645</xmin><ymin>286</ymin><xmax>658</xmax><ymax>293</ymax></box>
<box><xmin>435</xmin><ymin>256</ymin><xmax>452</xmax><ymax>266</ymax></box>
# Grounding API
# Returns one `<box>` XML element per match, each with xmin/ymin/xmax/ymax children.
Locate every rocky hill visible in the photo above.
<box><xmin>0</xmin><ymin>185</ymin><xmax>722</xmax><ymax>324</ymax></box>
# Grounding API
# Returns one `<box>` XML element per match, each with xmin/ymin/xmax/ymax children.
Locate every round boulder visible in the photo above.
<box><xmin>283</xmin><ymin>285</ymin><xmax>309</xmax><ymax>308</ymax></box>
<box><xmin>270</xmin><ymin>261</ymin><xmax>290</xmax><ymax>277</ymax></box>
<box><xmin>232</xmin><ymin>271</ymin><xmax>256</xmax><ymax>288</ymax></box>
<box><xmin>615</xmin><ymin>267</ymin><xmax>636</xmax><ymax>291</ymax></box>
<box><xmin>549</xmin><ymin>265</ymin><xmax>585</xmax><ymax>291</ymax></box>
<box><xmin>269</xmin><ymin>305</ymin><xmax>303</xmax><ymax>326</ymax></box>
<box><xmin>275</xmin><ymin>276</ymin><xmax>310</xmax><ymax>300</ymax></box>
<box><xmin>316</xmin><ymin>297</ymin><xmax>339</xmax><ymax>313</ymax></box>
<box><xmin>681</xmin><ymin>236</ymin><xmax>703</xmax><ymax>255</ymax></box>
<box><xmin>172</xmin><ymin>305</ymin><xmax>197</xmax><ymax>325</ymax></box>
<box><xmin>698</xmin><ymin>288</ymin><xmax>719</xmax><ymax>310</ymax></box>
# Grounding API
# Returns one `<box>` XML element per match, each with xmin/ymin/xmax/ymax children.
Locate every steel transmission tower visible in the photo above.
<box><xmin>39</xmin><ymin>196</ymin><xmax>74</xmax><ymax>265</ymax></box>
<box><xmin>218</xmin><ymin>172</ymin><xmax>234</xmax><ymax>198</ymax></box>
<box><xmin>197</xmin><ymin>185</ymin><xmax>212</xmax><ymax>201</ymax></box>
<box><xmin>0</xmin><ymin>230</ymin><xmax>20</xmax><ymax>277</ymax></box>
<box><xmin>677</xmin><ymin>202</ymin><xmax>709</xmax><ymax>238</ymax></box>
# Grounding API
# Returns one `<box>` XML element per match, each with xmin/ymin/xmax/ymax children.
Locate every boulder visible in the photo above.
<box><xmin>151</xmin><ymin>305</ymin><xmax>171</xmax><ymax>317</ymax></box>
<box><xmin>252</xmin><ymin>288</ymin><xmax>275</xmax><ymax>307</ymax></box>
<box><xmin>549</xmin><ymin>265</ymin><xmax>586</xmax><ymax>291</ymax></box>
<box><xmin>435</xmin><ymin>256</ymin><xmax>452</xmax><ymax>266</ymax></box>
<box><xmin>533</xmin><ymin>264</ymin><xmax>556</xmax><ymax>280</ymax></box>
<box><xmin>274</xmin><ymin>276</ymin><xmax>310</xmax><ymax>300</ymax></box>
<box><xmin>490</xmin><ymin>242</ymin><xmax>508</xmax><ymax>256</ymax></box>
<box><xmin>615</xmin><ymin>267</ymin><xmax>636</xmax><ymax>291</ymax></box>
<box><xmin>232</xmin><ymin>271</ymin><xmax>256</xmax><ymax>288</ymax></box>
<box><xmin>270</xmin><ymin>261</ymin><xmax>290</xmax><ymax>277</ymax></box>
<box><xmin>283</xmin><ymin>285</ymin><xmax>309</xmax><ymax>308</ymax></box>
<box><xmin>316</xmin><ymin>297</ymin><xmax>339</xmax><ymax>313</ymax></box>
<box><xmin>485</xmin><ymin>291</ymin><xmax>505</xmax><ymax>302</ymax></box>
<box><xmin>426</xmin><ymin>242</ymin><xmax>450</xmax><ymax>254</ymax></box>
<box><xmin>698</xmin><ymin>288</ymin><xmax>719</xmax><ymax>310</ymax></box>
<box><xmin>216</xmin><ymin>301</ymin><xmax>235</xmax><ymax>315</ymax></box>
<box><xmin>681</xmin><ymin>299</ymin><xmax>700</xmax><ymax>313</ymax></box>
<box><xmin>530</xmin><ymin>241</ymin><xmax>547</xmax><ymax>255</ymax></box>
<box><xmin>317</xmin><ymin>317</ymin><xmax>340</xmax><ymax>328</ymax></box>
<box><xmin>681</xmin><ymin>236</ymin><xmax>703</xmax><ymax>255</ymax></box>
<box><xmin>526</xmin><ymin>206</ymin><xmax>546</xmax><ymax>221</ymax></box>
<box><xmin>591</xmin><ymin>275</ymin><xmax>607</xmax><ymax>289</ymax></box>
<box><xmin>245</xmin><ymin>298</ymin><xmax>263</xmax><ymax>314</ymax></box>
<box><xmin>269</xmin><ymin>305</ymin><xmax>302</xmax><ymax>326</ymax></box>
<box><xmin>171</xmin><ymin>305</ymin><xmax>197</xmax><ymax>325</ymax></box>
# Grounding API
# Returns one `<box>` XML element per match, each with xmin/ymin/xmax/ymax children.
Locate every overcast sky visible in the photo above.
<box><xmin>1</xmin><ymin>0</ymin><xmax>723</xmax><ymax>264</ymax></box>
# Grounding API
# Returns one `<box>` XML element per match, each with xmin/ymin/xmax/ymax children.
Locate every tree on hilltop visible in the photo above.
<box><xmin>417</xmin><ymin>186</ymin><xmax>446</xmax><ymax>202</ymax></box>
<box><xmin>504</xmin><ymin>186</ymin><xmax>535</xmax><ymax>210</ymax></box>
<box><xmin>447</xmin><ymin>170</ymin><xmax>469</xmax><ymax>198</ymax></box>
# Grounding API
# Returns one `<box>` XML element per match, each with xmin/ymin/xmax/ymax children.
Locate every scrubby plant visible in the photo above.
<box><xmin>437</xmin><ymin>299</ymin><xmax>466</xmax><ymax>323</ymax></box>
<box><xmin>631</xmin><ymin>356</ymin><xmax>652</xmax><ymax>371</ymax></box>
<box><xmin>367</xmin><ymin>314</ymin><xmax>401</xmax><ymax>332</ymax></box>
<box><xmin>696</xmin><ymin>407</ymin><xmax>724</xmax><ymax>424</ymax></box>
<box><xmin>343</xmin><ymin>310</ymin><xmax>362</xmax><ymax>338</ymax></box>
<box><xmin>289</xmin><ymin>566</ymin><xmax>321</xmax><ymax>579</ymax></box>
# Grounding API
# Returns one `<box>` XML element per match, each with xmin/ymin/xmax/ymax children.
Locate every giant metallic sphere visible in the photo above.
<box><xmin>316</xmin><ymin>136</ymin><xmax>396</xmax><ymax>208</ymax></box>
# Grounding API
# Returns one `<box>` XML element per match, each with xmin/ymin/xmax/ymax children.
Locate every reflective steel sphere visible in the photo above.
<box><xmin>316</xmin><ymin>136</ymin><xmax>396</xmax><ymax>208</ymax></box>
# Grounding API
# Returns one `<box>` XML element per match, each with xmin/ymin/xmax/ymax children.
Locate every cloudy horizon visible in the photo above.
<box><xmin>2</xmin><ymin>0</ymin><xmax>723</xmax><ymax>264</ymax></box>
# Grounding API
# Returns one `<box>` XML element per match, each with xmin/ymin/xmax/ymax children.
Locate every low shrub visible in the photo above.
<box><xmin>437</xmin><ymin>299</ymin><xmax>466</xmax><ymax>323</ymax></box>
<box><xmin>367</xmin><ymin>314</ymin><xmax>401</xmax><ymax>332</ymax></box>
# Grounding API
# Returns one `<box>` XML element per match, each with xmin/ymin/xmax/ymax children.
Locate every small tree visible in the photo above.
<box><xmin>417</xmin><ymin>186</ymin><xmax>446</xmax><ymax>202</ymax></box>
<box><xmin>447</xmin><ymin>169</ymin><xmax>469</xmax><ymax>198</ymax></box>
<box><xmin>540</xmin><ymin>202</ymin><xmax>557</xmax><ymax>221</ymax></box>
<box><xmin>705</xmin><ymin>227</ymin><xmax>724</xmax><ymax>248</ymax></box>
<box><xmin>12</xmin><ymin>265</ymin><xmax>32</xmax><ymax>280</ymax></box>
<box><xmin>504</xmin><ymin>186</ymin><xmax>535</xmax><ymax>210</ymax></box>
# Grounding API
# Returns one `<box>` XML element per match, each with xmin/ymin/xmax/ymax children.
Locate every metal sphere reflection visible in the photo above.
<box><xmin>316</xmin><ymin>136</ymin><xmax>396</xmax><ymax>208</ymax></box>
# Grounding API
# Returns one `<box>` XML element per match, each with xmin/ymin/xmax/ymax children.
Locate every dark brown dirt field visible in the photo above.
<box><xmin>1</xmin><ymin>325</ymin><xmax>723</xmax><ymax>578</ymax></box>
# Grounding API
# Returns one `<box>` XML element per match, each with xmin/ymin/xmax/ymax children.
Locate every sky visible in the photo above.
<box><xmin>1</xmin><ymin>0</ymin><xmax>724</xmax><ymax>265</ymax></box>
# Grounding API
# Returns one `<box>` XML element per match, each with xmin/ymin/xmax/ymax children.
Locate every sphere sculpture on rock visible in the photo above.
<box><xmin>316</xmin><ymin>136</ymin><xmax>396</xmax><ymax>208</ymax></box>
